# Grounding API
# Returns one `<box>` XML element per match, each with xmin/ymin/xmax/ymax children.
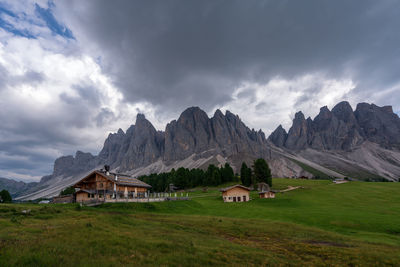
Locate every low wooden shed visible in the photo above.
<box><xmin>259</xmin><ymin>190</ymin><xmax>276</xmax><ymax>199</ymax></box>
<box><xmin>220</xmin><ymin>185</ymin><xmax>251</xmax><ymax>202</ymax></box>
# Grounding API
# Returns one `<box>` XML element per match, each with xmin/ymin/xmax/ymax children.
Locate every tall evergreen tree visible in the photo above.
<box><xmin>221</xmin><ymin>163</ymin><xmax>234</xmax><ymax>183</ymax></box>
<box><xmin>253</xmin><ymin>158</ymin><xmax>272</xmax><ymax>186</ymax></box>
<box><xmin>60</xmin><ymin>186</ymin><xmax>75</xmax><ymax>196</ymax></box>
<box><xmin>0</xmin><ymin>189</ymin><xmax>12</xmax><ymax>203</ymax></box>
<box><xmin>211</xmin><ymin>169</ymin><xmax>222</xmax><ymax>186</ymax></box>
<box><xmin>240</xmin><ymin>162</ymin><xmax>252</xmax><ymax>187</ymax></box>
<box><xmin>205</xmin><ymin>164</ymin><xmax>218</xmax><ymax>186</ymax></box>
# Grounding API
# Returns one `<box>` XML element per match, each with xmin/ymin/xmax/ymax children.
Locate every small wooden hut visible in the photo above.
<box><xmin>220</xmin><ymin>185</ymin><xmax>251</xmax><ymax>202</ymax></box>
<box><xmin>259</xmin><ymin>190</ymin><xmax>276</xmax><ymax>199</ymax></box>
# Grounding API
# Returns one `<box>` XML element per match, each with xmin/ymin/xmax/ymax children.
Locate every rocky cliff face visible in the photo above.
<box><xmin>267</xmin><ymin>125</ymin><xmax>287</xmax><ymax>148</ymax></box>
<box><xmin>52</xmin><ymin>151</ymin><xmax>97</xmax><ymax>177</ymax></box>
<box><xmin>164</xmin><ymin>107</ymin><xmax>212</xmax><ymax>162</ymax></box>
<box><xmin>355</xmin><ymin>103</ymin><xmax>400</xmax><ymax>149</ymax></box>
<box><xmin>270</xmin><ymin>101</ymin><xmax>399</xmax><ymax>151</ymax></box>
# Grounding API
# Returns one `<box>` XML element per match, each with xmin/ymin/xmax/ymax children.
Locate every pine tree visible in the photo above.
<box><xmin>221</xmin><ymin>163</ymin><xmax>234</xmax><ymax>182</ymax></box>
<box><xmin>240</xmin><ymin>162</ymin><xmax>252</xmax><ymax>187</ymax></box>
<box><xmin>253</xmin><ymin>158</ymin><xmax>272</xmax><ymax>187</ymax></box>
<box><xmin>0</xmin><ymin>190</ymin><xmax>12</xmax><ymax>203</ymax></box>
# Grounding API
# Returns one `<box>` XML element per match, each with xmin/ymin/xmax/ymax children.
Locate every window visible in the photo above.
<box><xmin>238</xmin><ymin>197</ymin><xmax>241</xmax><ymax>202</ymax></box>
<box><xmin>87</xmin><ymin>193</ymin><xmax>90</xmax><ymax>198</ymax></box>
<box><xmin>99</xmin><ymin>183</ymin><xmax>103</xmax><ymax>188</ymax></box>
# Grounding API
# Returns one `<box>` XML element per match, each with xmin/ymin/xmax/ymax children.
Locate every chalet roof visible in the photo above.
<box><xmin>74</xmin><ymin>170</ymin><xmax>152</xmax><ymax>189</ymax></box>
<box><xmin>220</xmin><ymin>184</ymin><xmax>251</xmax><ymax>192</ymax></box>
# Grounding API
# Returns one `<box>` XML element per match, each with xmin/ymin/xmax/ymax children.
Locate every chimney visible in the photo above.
<box><xmin>104</xmin><ymin>165</ymin><xmax>110</xmax><ymax>176</ymax></box>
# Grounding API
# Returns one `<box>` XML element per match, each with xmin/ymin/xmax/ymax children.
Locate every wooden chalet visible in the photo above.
<box><xmin>220</xmin><ymin>185</ymin><xmax>251</xmax><ymax>202</ymax></box>
<box><xmin>73</xmin><ymin>170</ymin><xmax>151</xmax><ymax>203</ymax></box>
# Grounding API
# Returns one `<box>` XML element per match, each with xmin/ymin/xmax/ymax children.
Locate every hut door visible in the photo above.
<box><xmin>233</xmin><ymin>197</ymin><xmax>236</xmax><ymax>202</ymax></box>
<box><xmin>243</xmin><ymin>195</ymin><xmax>246</xmax><ymax>201</ymax></box>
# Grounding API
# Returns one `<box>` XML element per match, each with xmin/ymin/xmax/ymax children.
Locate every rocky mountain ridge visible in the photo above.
<box><xmin>5</xmin><ymin>102</ymin><xmax>400</xmax><ymax>200</ymax></box>
<box><xmin>268</xmin><ymin>101</ymin><xmax>400</xmax><ymax>151</ymax></box>
<box><xmin>0</xmin><ymin>177</ymin><xmax>38</xmax><ymax>198</ymax></box>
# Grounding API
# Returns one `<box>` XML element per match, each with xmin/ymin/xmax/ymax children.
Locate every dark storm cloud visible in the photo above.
<box><xmin>59</xmin><ymin>0</ymin><xmax>400</xmax><ymax>112</ymax></box>
<box><xmin>0</xmin><ymin>77</ymin><xmax>107</xmax><ymax>179</ymax></box>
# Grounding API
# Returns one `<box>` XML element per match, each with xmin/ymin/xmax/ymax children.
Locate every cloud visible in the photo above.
<box><xmin>56</xmin><ymin>0</ymin><xmax>400</xmax><ymax>115</ymax></box>
<box><xmin>219</xmin><ymin>74</ymin><xmax>356</xmax><ymax>134</ymax></box>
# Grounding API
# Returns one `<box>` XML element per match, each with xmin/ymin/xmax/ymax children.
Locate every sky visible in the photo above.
<box><xmin>0</xmin><ymin>0</ymin><xmax>399</xmax><ymax>182</ymax></box>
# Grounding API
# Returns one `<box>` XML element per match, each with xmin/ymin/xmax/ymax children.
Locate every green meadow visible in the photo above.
<box><xmin>1</xmin><ymin>179</ymin><xmax>400</xmax><ymax>266</ymax></box>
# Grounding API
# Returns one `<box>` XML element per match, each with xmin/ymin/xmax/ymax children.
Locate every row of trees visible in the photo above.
<box><xmin>59</xmin><ymin>186</ymin><xmax>75</xmax><ymax>196</ymax></box>
<box><xmin>240</xmin><ymin>158</ymin><xmax>272</xmax><ymax>187</ymax></box>
<box><xmin>139</xmin><ymin>163</ymin><xmax>237</xmax><ymax>192</ymax></box>
<box><xmin>139</xmin><ymin>159</ymin><xmax>272</xmax><ymax>192</ymax></box>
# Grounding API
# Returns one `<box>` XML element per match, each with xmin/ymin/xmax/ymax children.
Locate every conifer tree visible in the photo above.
<box><xmin>253</xmin><ymin>158</ymin><xmax>272</xmax><ymax>186</ymax></box>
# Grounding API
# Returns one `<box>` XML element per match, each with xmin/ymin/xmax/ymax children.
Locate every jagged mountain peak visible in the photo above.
<box><xmin>277</xmin><ymin>124</ymin><xmax>285</xmax><ymax>130</ymax></box>
<box><xmin>332</xmin><ymin>101</ymin><xmax>353</xmax><ymax>111</ymax></box>
<box><xmin>213</xmin><ymin>108</ymin><xmax>224</xmax><ymax>118</ymax></box>
<box><xmin>225</xmin><ymin>110</ymin><xmax>238</xmax><ymax>120</ymax></box>
<box><xmin>268</xmin><ymin>124</ymin><xmax>288</xmax><ymax>147</ymax></box>
<box><xmin>136</xmin><ymin>113</ymin><xmax>146</xmax><ymax>120</ymax></box>
<box><xmin>135</xmin><ymin>113</ymin><xmax>155</xmax><ymax>128</ymax></box>
<box><xmin>332</xmin><ymin>101</ymin><xmax>355</xmax><ymax>123</ymax></box>
<box><xmin>294</xmin><ymin>111</ymin><xmax>305</xmax><ymax>121</ymax></box>
<box><xmin>179</xmin><ymin>106</ymin><xmax>208</xmax><ymax>120</ymax></box>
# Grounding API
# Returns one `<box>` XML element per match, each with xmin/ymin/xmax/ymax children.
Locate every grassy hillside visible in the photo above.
<box><xmin>1</xmin><ymin>179</ymin><xmax>400</xmax><ymax>266</ymax></box>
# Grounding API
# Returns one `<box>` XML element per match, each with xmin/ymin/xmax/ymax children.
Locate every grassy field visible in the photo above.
<box><xmin>1</xmin><ymin>178</ymin><xmax>400</xmax><ymax>266</ymax></box>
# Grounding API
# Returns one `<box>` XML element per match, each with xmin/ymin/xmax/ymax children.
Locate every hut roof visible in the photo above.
<box><xmin>74</xmin><ymin>170</ymin><xmax>152</xmax><ymax>189</ymax></box>
<box><xmin>258</xmin><ymin>190</ymin><xmax>278</xmax><ymax>194</ymax></box>
<box><xmin>220</xmin><ymin>184</ymin><xmax>251</xmax><ymax>192</ymax></box>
